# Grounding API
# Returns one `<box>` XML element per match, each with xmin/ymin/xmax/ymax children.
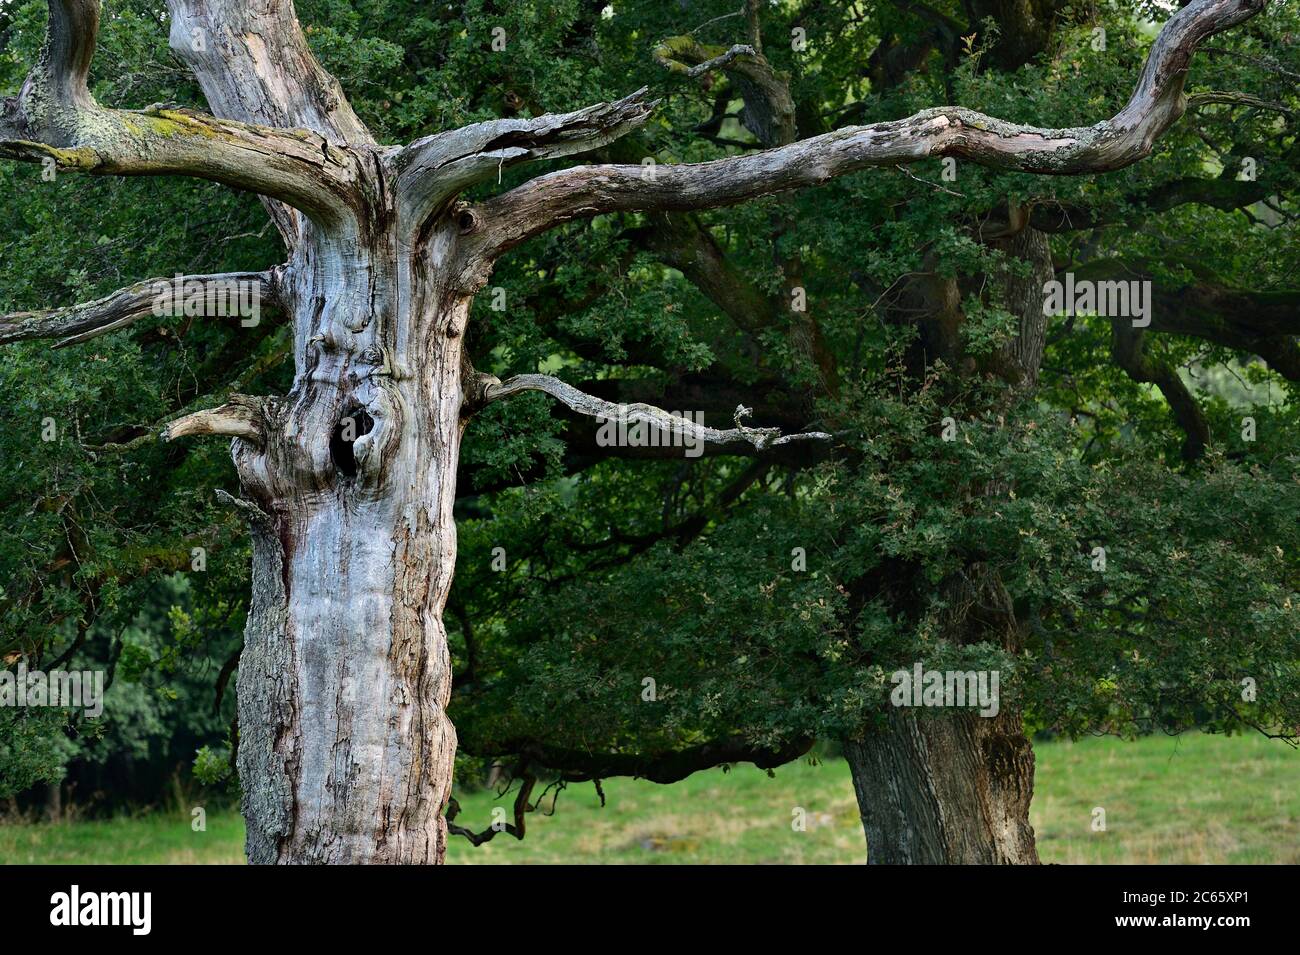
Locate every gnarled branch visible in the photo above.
<box><xmin>0</xmin><ymin>270</ymin><xmax>279</xmax><ymax>347</ymax></box>
<box><xmin>463</xmin><ymin>736</ymin><xmax>815</xmax><ymax>786</ymax></box>
<box><xmin>1111</xmin><ymin>325</ymin><xmax>1210</xmax><ymax>461</ymax></box>
<box><xmin>1186</xmin><ymin>89</ymin><xmax>1296</xmax><ymax>115</ymax></box>
<box><xmin>1070</xmin><ymin>259</ymin><xmax>1300</xmax><ymax>380</ymax></box>
<box><xmin>164</xmin><ymin>0</ymin><xmax>375</xmax><ymax>243</ymax></box>
<box><xmin>165</xmin><ymin>0</ymin><xmax>371</xmax><ymax>145</ymax></box>
<box><xmin>468</xmin><ymin>0</ymin><xmax>1267</xmax><ymax>259</ymax></box>
<box><xmin>0</xmin><ymin>1</ymin><xmax>365</xmax><ymax>228</ymax></box>
<box><xmin>1027</xmin><ymin>176</ymin><xmax>1278</xmax><ymax>233</ymax></box>
<box><xmin>479</xmin><ymin>372</ymin><xmax>833</xmax><ymax>454</ymax></box>
<box><xmin>654</xmin><ymin>38</ymin><xmax>795</xmax><ymax>147</ymax></box>
<box><xmin>392</xmin><ymin>89</ymin><xmax>656</xmax><ymax>234</ymax></box>
<box><xmin>445</xmin><ymin>771</ymin><xmax>536</xmax><ymax>847</ymax></box>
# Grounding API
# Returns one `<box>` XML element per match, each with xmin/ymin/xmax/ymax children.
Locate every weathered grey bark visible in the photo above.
<box><xmin>217</xmin><ymin>270</ymin><xmax>464</xmax><ymax>865</ymax></box>
<box><xmin>478</xmin><ymin>373</ymin><xmax>834</xmax><ymax>452</ymax></box>
<box><xmin>0</xmin><ymin>271</ymin><xmax>276</xmax><ymax>347</ymax></box>
<box><xmin>468</xmin><ymin>0</ymin><xmax>1268</xmax><ymax>259</ymax></box>
<box><xmin>163</xmin><ymin>0</ymin><xmax>468</xmax><ymax>865</ymax></box>
<box><xmin>190</xmin><ymin>198</ymin><xmax>476</xmax><ymax>862</ymax></box>
<box><xmin>0</xmin><ymin>0</ymin><xmax>1268</xmax><ymax>864</ymax></box>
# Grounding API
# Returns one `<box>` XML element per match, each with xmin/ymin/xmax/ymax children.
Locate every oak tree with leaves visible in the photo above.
<box><xmin>2</xmin><ymin>0</ymin><xmax>1296</xmax><ymax>864</ymax></box>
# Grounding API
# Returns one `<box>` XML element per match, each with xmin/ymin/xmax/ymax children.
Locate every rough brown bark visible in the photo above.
<box><xmin>843</xmin><ymin>710</ymin><xmax>1039</xmax><ymax>864</ymax></box>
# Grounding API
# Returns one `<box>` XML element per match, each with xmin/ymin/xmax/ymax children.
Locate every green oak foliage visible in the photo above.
<box><xmin>0</xmin><ymin>0</ymin><xmax>1296</xmax><ymax>811</ymax></box>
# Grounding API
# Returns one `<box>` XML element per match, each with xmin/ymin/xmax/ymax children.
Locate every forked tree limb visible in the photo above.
<box><xmin>1111</xmin><ymin>325</ymin><xmax>1211</xmax><ymax>461</ymax></box>
<box><xmin>392</xmin><ymin>89</ymin><xmax>657</xmax><ymax>233</ymax></box>
<box><xmin>468</xmin><ymin>0</ymin><xmax>1268</xmax><ymax>260</ymax></box>
<box><xmin>0</xmin><ymin>1</ymin><xmax>366</xmax><ymax>228</ymax></box>
<box><xmin>445</xmin><ymin>773</ymin><xmax>535</xmax><ymax>846</ymax></box>
<box><xmin>481</xmin><ymin>373</ymin><xmax>834</xmax><ymax>453</ymax></box>
<box><xmin>165</xmin><ymin>0</ymin><xmax>373</xmax><ymax>145</ymax></box>
<box><xmin>654</xmin><ymin>38</ymin><xmax>796</xmax><ymax>147</ymax></box>
<box><xmin>1080</xmin><ymin>258</ymin><xmax>1300</xmax><ymax>455</ymax></box>
<box><xmin>0</xmin><ymin>270</ymin><xmax>279</xmax><ymax>347</ymax></box>
<box><xmin>1027</xmin><ymin>176</ymin><xmax>1280</xmax><ymax>232</ymax></box>
<box><xmin>164</xmin><ymin>0</ymin><xmax>375</xmax><ymax>243</ymax></box>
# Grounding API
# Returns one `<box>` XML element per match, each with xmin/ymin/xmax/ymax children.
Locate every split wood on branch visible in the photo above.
<box><xmin>0</xmin><ymin>1</ymin><xmax>366</xmax><ymax>227</ymax></box>
<box><xmin>0</xmin><ymin>0</ymin><xmax>1271</xmax><ymax>379</ymax></box>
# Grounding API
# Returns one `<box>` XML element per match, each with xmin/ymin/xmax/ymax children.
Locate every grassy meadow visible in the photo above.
<box><xmin>1</xmin><ymin>732</ymin><xmax>1295</xmax><ymax>864</ymax></box>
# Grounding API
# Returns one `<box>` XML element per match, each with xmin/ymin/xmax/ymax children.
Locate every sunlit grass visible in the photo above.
<box><xmin>1</xmin><ymin>733</ymin><xmax>1294</xmax><ymax>864</ymax></box>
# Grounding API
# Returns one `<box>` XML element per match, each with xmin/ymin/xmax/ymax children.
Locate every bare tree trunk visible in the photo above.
<box><xmin>843</xmin><ymin>711</ymin><xmax>1039</xmax><ymax>864</ymax></box>
<box><xmin>230</xmin><ymin>225</ymin><xmax>469</xmax><ymax>864</ymax></box>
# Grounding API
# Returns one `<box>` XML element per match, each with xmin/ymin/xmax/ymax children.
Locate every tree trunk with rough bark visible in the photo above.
<box><xmin>843</xmin><ymin>710</ymin><xmax>1039</xmax><ymax>864</ymax></box>
<box><xmin>168</xmin><ymin>0</ymin><xmax>475</xmax><ymax>865</ymax></box>
<box><xmin>227</xmin><ymin>227</ymin><xmax>469</xmax><ymax>864</ymax></box>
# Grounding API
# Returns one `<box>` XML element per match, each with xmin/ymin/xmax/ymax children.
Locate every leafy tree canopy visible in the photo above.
<box><xmin>1</xmin><ymin>0</ymin><xmax>1296</xmax><ymax>809</ymax></box>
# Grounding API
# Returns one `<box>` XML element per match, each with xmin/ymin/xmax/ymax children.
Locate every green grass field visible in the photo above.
<box><xmin>2</xmin><ymin>733</ymin><xmax>1295</xmax><ymax>864</ymax></box>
